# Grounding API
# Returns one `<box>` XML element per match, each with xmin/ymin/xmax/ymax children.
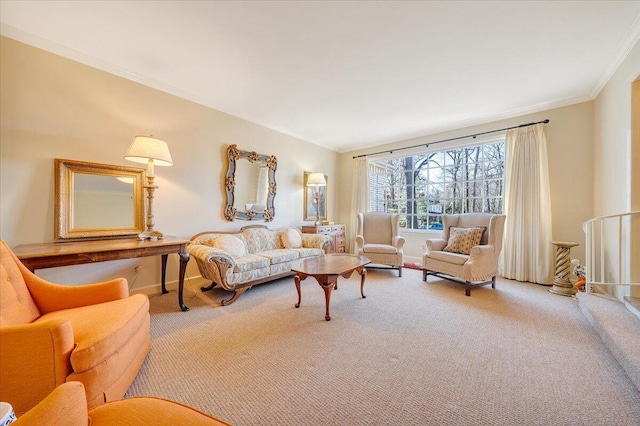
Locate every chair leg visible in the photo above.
<box><xmin>465</xmin><ymin>281</ymin><xmax>471</xmax><ymax>296</ymax></box>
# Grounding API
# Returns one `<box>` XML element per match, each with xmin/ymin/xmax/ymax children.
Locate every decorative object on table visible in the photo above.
<box><xmin>124</xmin><ymin>135</ymin><xmax>173</xmax><ymax>240</ymax></box>
<box><xmin>304</xmin><ymin>172</ymin><xmax>327</xmax><ymax>225</ymax></box>
<box><xmin>571</xmin><ymin>258</ymin><xmax>587</xmax><ymax>292</ymax></box>
<box><xmin>54</xmin><ymin>159</ymin><xmax>146</xmax><ymax>241</ymax></box>
<box><xmin>549</xmin><ymin>241</ymin><xmax>580</xmax><ymax>296</ymax></box>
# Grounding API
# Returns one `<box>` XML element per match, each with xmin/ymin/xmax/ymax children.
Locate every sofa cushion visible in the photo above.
<box><xmin>214</xmin><ymin>235</ymin><xmax>246</xmax><ymax>258</ymax></box>
<box><xmin>38</xmin><ymin>294</ymin><xmax>150</xmax><ymax>373</ymax></box>
<box><xmin>256</xmin><ymin>249</ymin><xmax>299</xmax><ymax>265</ymax></box>
<box><xmin>291</xmin><ymin>248</ymin><xmax>324</xmax><ymax>258</ymax></box>
<box><xmin>280</xmin><ymin>228</ymin><xmax>302</xmax><ymax>249</ymax></box>
<box><xmin>427</xmin><ymin>250</ymin><xmax>469</xmax><ymax>265</ymax></box>
<box><xmin>363</xmin><ymin>243</ymin><xmax>398</xmax><ymax>254</ymax></box>
<box><xmin>233</xmin><ymin>254</ymin><xmax>270</xmax><ymax>273</ymax></box>
<box><xmin>443</xmin><ymin>227</ymin><xmax>485</xmax><ymax>255</ymax></box>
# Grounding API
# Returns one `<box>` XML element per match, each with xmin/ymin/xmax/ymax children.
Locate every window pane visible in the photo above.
<box><xmin>367</xmin><ymin>139</ymin><xmax>504</xmax><ymax>228</ymax></box>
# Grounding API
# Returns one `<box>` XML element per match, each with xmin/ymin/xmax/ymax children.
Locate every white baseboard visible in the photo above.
<box><xmin>130</xmin><ymin>274</ymin><xmax>210</xmax><ymax>297</ymax></box>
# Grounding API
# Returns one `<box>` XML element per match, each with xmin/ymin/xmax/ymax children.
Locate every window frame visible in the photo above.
<box><xmin>367</xmin><ymin>135</ymin><xmax>505</xmax><ymax>232</ymax></box>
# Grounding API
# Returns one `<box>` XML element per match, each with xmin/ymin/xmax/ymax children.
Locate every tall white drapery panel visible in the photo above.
<box><xmin>350</xmin><ymin>158</ymin><xmax>369</xmax><ymax>253</ymax></box>
<box><xmin>500</xmin><ymin>124</ymin><xmax>553</xmax><ymax>284</ymax></box>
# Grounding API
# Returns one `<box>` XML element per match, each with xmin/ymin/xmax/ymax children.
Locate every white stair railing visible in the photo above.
<box><xmin>582</xmin><ymin>211</ymin><xmax>640</xmax><ymax>294</ymax></box>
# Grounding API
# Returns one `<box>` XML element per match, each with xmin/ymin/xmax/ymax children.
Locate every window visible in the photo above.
<box><xmin>368</xmin><ymin>138</ymin><xmax>505</xmax><ymax>230</ymax></box>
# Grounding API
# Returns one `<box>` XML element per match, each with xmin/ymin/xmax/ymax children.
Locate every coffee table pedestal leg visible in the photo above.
<box><xmin>549</xmin><ymin>241</ymin><xmax>579</xmax><ymax>297</ymax></box>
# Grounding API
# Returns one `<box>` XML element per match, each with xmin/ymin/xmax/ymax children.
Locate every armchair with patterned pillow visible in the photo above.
<box><xmin>422</xmin><ymin>213</ymin><xmax>506</xmax><ymax>296</ymax></box>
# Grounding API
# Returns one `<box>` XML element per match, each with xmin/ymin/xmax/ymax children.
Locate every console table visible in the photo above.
<box><xmin>12</xmin><ymin>237</ymin><xmax>192</xmax><ymax>312</ymax></box>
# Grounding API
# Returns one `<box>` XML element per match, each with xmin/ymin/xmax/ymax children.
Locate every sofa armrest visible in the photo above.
<box><xmin>188</xmin><ymin>244</ymin><xmax>236</xmax><ymax>266</ymax></box>
<box><xmin>355</xmin><ymin>235</ymin><xmax>364</xmax><ymax>250</ymax></box>
<box><xmin>188</xmin><ymin>244</ymin><xmax>236</xmax><ymax>291</ymax></box>
<box><xmin>0</xmin><ymin>319</ymin><xmax>75</xmax><ymax>415</ymax></box>
<box><xmin>425</xmin><ymin>238</ymin><xmax>447</xmax><ymax>253</ymax></box>
<box><xmin>25</xmin><ymin>277</ymin><xmax>129</xmax><ymax>314</ymax></box>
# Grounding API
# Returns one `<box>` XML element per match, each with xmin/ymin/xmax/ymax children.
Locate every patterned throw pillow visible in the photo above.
<box><xmin>443</xmin><ymin>226</ymin><xmax>486</xmax><ymax>255</ymax></box>
<box><xmin>214</xmin><ymin>234</ymin><xmax>247</xmax><ymax>258</ymax></box>
<box><xmin>280</xmin><ymin>228</ymin><xmax>303</xmax><ymax>249</ymax></box>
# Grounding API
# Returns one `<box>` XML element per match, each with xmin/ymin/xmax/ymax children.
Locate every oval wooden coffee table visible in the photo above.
<box><xmin>291</xmin><ymin>254</ymin><xmax>371</xmax><ymax>321</ymax></box>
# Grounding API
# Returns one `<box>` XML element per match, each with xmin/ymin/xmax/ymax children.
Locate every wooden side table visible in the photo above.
<box><xmin>12</xmin><ymin>237</ymin><xmax>191</xmax><ymax>311</ymax></box>
<box><xmin>549</xmin><ymin>241</ymin><xmax>579</xmax><ymax>297</ymax></box>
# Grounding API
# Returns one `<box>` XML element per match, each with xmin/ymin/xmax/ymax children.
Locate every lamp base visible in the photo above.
<box><xmin>137</xmin><ymin>229</ymin><xmax>164</xmax><ymax>241</ymax></box>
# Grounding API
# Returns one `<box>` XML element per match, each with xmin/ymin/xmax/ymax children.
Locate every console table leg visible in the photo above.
<box><xmin>161</xmin><ymin>254</ymin><xmax>168</xmax><ymax>294</ymax></box>
<box><xmin>178</xmin><ymin>252</ymin><xmax>190</xmax><ymax>311</ymax></box>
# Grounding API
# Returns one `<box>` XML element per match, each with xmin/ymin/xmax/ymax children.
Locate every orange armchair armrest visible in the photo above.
<box><xmin>25</xmin><ymin>275</ymin><xmax>129</xmax><ymax>314</ymax></box>
<box><xmin>0</xmin><ymin>319</ymin><xmax>75</xmax><ymax>415</ymax></box>
<box><xmin>13</xmin><ymin>382</ymin><xmax>88</xmax><ymax>426</ymax></box>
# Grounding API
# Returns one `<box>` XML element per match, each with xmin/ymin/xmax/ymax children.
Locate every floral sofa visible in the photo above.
<box><xmin>189</xmin><ymin>226</ymin><xmax>330</xmax><ymax>305</ymax></box>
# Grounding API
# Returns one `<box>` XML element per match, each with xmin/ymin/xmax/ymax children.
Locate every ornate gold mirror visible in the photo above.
<box><xmin>54</xmin><ymin>158</ymin><xmax>145</xmax><ymax>240</ymax></box>
<box><xmin>224</xmin><ymin>145</ymin><xmax>277</xmax><ymax>221</ymax></box>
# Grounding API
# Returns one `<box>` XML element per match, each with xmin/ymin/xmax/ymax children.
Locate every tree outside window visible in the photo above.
<box><xmin>368</xmin><ymin>139</ymin><xmax>504</xmax><ymax>230</ymax></box>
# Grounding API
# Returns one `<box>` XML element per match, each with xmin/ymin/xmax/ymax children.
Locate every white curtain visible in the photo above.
<box><xmin>349</xmin><ymin>158</ymin><xmax>369</xmax><ymax>253</ymax></box>
<box><xmin>500</xmin><ymin>123</ymin><xmax>554</xmax><ymax>284</ymax></box>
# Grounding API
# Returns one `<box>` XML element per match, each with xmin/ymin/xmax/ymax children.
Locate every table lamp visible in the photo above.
<box><xmin>124</xmin><ymin>135</ymin><xmax>173</xmax><ymax>240</ymax></box>
<box><xmin>306</xmin><ymin>172</ymin><xmax>326</xmax><ymax>225</ymax></box>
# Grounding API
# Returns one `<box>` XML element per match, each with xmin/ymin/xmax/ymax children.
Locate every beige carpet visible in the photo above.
<box><xmin>126</xmin><ymin>269</ymin><xmax>640</xmax><ymax>425</ymax></box>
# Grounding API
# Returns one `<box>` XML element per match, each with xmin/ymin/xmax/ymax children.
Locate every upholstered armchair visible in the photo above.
<box><xmin>355</xmin><ymin>212</ymin><xmax>405</xmax><ymax>277</ymax></box>
<box><xmin>13</xmin><ymin>382</ymin><xmax>231</xmax><ymax>426</ymax></box>
<box><xmin>0</xmin><ymin>240</ymin><xmax>151</xmax><ymax>415</ymax></box>
<box><xmin>422</xmin><ymin>213</ymin><xmax>506</xmax><ymax>296</ymax></box>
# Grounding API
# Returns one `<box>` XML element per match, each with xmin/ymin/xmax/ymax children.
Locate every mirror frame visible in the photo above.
<box><xmin>224</xmin><ymin>144</ymin><xmax>277</xmax><ymax>221</ymax></box>
<box><xmin>54</xmin><ymin>158</ymin><xmax>146</xmax><ymax>241</ymax></box>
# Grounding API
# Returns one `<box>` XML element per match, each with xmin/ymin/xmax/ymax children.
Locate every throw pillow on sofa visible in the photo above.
<box><xmin>280</xmin><ymin>228</ymin><xmax>303</xmax><ymax>249</ymax></box>
<box><xmin>214</xmin><ymin>234</ymin><xmax>247</xmax><ymax>258</ymax></box>
<box><xmin>443</xmin><ymin>226</ymin><xmax>485</xmax><ymax>255</ymax></box>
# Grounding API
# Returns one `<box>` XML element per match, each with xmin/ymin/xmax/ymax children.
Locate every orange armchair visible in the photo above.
<box><xmin>0</xmin><ymin>240</ymin><xmax>151</xmax><ymax>415</ymax></box>
<box><xmin>13</xmin><ymin>382</ymin><xmax>230</xmax><ymax>425</ymax></box>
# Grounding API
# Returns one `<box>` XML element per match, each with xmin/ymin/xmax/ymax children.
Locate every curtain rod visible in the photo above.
<box><xmin>352</xmin><ymin>119</ymin><xmax>549</xmax><ymax>159</ymax></box>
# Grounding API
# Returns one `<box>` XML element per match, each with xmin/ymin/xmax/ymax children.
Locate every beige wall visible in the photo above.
<box><xmin>338</xmin><ymin>102</ymin><xmax>595</xmax><ymax>265</ymax></box>
<box><xmin>0</xmin><ymin>37</ymin><xmax>337</xmax><ymax>292</ymax></box>
<box><xmin>593</xmin><ymin>40</ymin><xmax>640</xmax><ymax>300</ymax></box>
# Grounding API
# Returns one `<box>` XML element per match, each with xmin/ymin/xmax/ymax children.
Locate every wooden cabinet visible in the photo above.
<box><xmin>302</xmin><ymin>224</ymin><xmax>346</xmax><ymax>253</ymax></box>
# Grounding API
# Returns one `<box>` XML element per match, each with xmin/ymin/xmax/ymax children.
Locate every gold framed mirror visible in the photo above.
<box><xmin>54</xmin><ymin>158</ymin><xmax>146</xmax><ymax>240</ymax></box>
<box><xmin>224</xmin><ymin>145</ymin><xmax>277</xmax><ymax>221</ymax></box>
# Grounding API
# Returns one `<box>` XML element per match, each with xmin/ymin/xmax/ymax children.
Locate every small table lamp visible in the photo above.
<box><xmin>306</xmin><ymin>172</ymin><xmax>326</xmax><ymax>226</ymax></box>
<box><xmin>124</xmin><ymin>135</ymin><xmax>173</xmax><ymax>240</ymax></box>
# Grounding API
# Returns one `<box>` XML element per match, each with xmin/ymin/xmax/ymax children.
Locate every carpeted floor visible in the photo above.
<box><xmin>126</xmin><ymin>269</ymin><xmax>640</xmax><ymax>425</ymax></box>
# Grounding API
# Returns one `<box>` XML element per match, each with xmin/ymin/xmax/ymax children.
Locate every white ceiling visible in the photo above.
<box><xmin>2</xmin><ymin>1</ymin><xmax>640</xmax><ymax>153</ymax></box>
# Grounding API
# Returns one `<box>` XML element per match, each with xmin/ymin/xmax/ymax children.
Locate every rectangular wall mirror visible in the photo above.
<box><xmin>55</xmin><ymin>158</ymin><xmax>146</xmax><ymax>240</ymax></box>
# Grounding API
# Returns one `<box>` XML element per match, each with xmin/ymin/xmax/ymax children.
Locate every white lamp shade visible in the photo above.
<box><xmin>124</xmin><ymin>136</ymin><xmax>173</xmax><ymax>166</ymax></box>
<box><xmin>306</xmin><ymin>172</ymin><xmax>326</xmax><ymax>187</ymax></box>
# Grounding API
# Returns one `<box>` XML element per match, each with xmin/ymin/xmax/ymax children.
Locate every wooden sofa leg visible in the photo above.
<box><xmin>200</xmin><ymin>282</ymin><xmax>217</xmax><ymax>292</ymax></box>
<box><xmin>221</xmin><ymin>288</ymin><xmax>248</xmax><ymax>306</ymax></box>
<box><xmin>423</xmin><ymin>269</ymin><xmax>427</xmax><ymax>281</ymax></box>
<box><xmin>465</xmin><ymin>281</ymin><xmax>471</xmax><ymax>296</ymax></box>
<box><xmin>398</xmin><ymin>266</ymin><xmax>403</xmax><ymax>277</ymax></box>
<box><xmin>491</xmin><ymin>276</ymin><xmax>496</xmax><ymax>289</ymax></box>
